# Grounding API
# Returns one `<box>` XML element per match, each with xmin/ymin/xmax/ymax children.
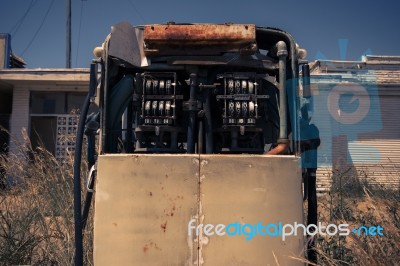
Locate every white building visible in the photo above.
<box><xmin>0</xmin><ymin>68</ymin><xmax>89</xmax><ymax>160</ymax></box>
<box><xmin>310</xmin><ymin>55</ymin><xmax>400</xmax><ymax>191</ymax></box>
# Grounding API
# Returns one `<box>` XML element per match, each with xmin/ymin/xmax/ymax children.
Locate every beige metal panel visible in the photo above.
<box><xmin>94</xmin><ymin>154</ymin><xmax>200</xmax><ymax>266</ymax></box>
<box><xmin>199</xmin><ymin>155</ymin><xmax>304</xmax><ymax>266</ymax></box>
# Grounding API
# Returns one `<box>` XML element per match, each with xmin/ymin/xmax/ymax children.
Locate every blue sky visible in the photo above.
<box><xmin>1</xmin><ymin>0</ymin><xmax>400</xmax><ymax>68</ymax></box>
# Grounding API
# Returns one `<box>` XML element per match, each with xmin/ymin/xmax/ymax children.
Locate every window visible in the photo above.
<box><xmin>67</xmin><ymin>93</ymin><xmax>86</xmax><ymax>113</ymax></box>
<box><xmin>30</xmin><ymin>92</ymin><xmax>86</xmax><ymax>159</ymax></box>
<box><xmin>30</xmin><ymin>92</ymin><xmax>66</xmax><ymax>114</ymax></box>
<box><xmin>30</xmin><ymin>92</ymin><xmax>87</xmax><ymax>114</ymax></box>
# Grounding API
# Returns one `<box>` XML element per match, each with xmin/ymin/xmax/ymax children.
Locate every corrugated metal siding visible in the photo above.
<box><xmin>316</xmin><ymin>168</ymin><xmax>333</xmax><ymax>192</ymax></box>
<box><xmin>9</xmin><ymin>88</ymin><xmax>30</xmax><ymax>155</ymax></box>
<box><xmin>376</xmin><ymin>70</ymin><xmax>400</xmax><ymax>85</ymax></box>
<box><xmin>311</xmin><ymin>73</ymin><xmax>400</xmax><ymax>192</ymax></box>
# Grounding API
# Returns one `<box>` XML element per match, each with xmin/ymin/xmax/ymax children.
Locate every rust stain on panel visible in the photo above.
<box><xmin>144</xmin><ymin>24</ymin><xmax>256</xmax><ymax>45</ymax></box>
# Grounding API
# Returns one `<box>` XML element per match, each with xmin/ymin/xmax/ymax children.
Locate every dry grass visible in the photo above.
<box><xmin>308</xmin><ymin>169</ymin><xmax>400</xmax><ymax>266</ymax></box>
<box><xmin>1</xmin><ymin>128</ymin><xmax>399</xmax><ymax>265</ymax></box>
<box><xmin>0</xmin><ymin>130</ymin><xmax>93</xmax><ymax>266</ymax></box>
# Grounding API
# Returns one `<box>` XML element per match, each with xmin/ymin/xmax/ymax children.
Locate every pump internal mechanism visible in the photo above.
<box><xmin>135</xmin><ymin>72</ymin><xmax>184</xmax><ymax>152</ymax></box>
<box><xmin>214</xmin><ymin>73</ymin><xmax>271</xmax><ymax>153</ymax></box>
<box><xmin>129</xmin><ymin>71</ymin><xmax>277</xmax><ymax>154</ymax></box>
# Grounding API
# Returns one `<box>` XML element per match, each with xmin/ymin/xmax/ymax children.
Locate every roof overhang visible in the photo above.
<box><xmin>0</xmin><ymin>68</ymin><xmax>90</xmax><ymax>90</ymax></box>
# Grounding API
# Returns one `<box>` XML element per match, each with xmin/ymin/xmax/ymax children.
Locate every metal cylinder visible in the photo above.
<box><xmin>302</xmin><ymin>64</ymin><xmax>311</xmax><ymax>98</ymax></box>
<box><xmin>204</xmin><ymin>90</ymin><xmax>214</xmax><ymax>153</ymax></box>
<box><xmin>277</xmin><ymin>41</ymin><xmax>288</xmax><ymax>141</ymax></box>
<box><xmin>187</xmin><ymin>73</ymin><xmax>197</xmax><ymax>153</ymax></box>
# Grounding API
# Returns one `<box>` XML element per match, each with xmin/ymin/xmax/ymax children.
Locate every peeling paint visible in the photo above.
<box><xmin>192</xmin><ymin>158</ymin><xmax>200</xmax><ymax>166</ymax></box>
<box><xmin>196</xmin><ymin>201</ymin><xmax>208</xmax><ymax>265</ymax></box>
<box><xmin>200</xmin><ymin>159</ymin><xmax>209</xmax><ymax>168</ymax></box>
<box><xmin>187</xmin><ymin>214</ymin><xmax>198</xmax><ymax>266</ymax></box>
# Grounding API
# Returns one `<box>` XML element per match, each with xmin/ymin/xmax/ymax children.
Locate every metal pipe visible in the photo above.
<box><xmin>302</xmin><ymin>64</ymin><xmax>311</xmax><ymax>98</ymax></box>
<box><xmin>187</xmin><ymin>73</ymin><xmax>197</xmax><ymax>153</ymax></box>
<box><xmin>100</xmin><ymin>38</ymin><xmax>110</xmax><ymax>154</ymax></box>
<box><xmin>198</xmin><ymin>120</ymin><xmax>204</xmax><ymax>153</ymax></box>
<box><xmin>266</xmin><ymin>41</ymin><xmax>289</xmax><ymax>155</ymax></box>
<box><xmin>276</xmin><ymin>41</ymin><xmax>288</xmax><ymax>142</ymax></box>
<box><xmin>204</xmin><ymin>90</ymin><xmax>214</xmax><ymax>153</ymax></box>
<box><xmin>126</xmin><ymin>101</ymin><xmax>133</xmax><ymax>153</ymax></box>
<box><xmin>266</xmin><ymin>142</ymin><xmax>289</xmax><ymax>155</ymax></box>
<box><xmin>256</xmin><ymin>27</ymin><xmax>300</xmax><ymax>154</ymax></box>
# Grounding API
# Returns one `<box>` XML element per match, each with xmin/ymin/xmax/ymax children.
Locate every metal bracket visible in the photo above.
<box><xmin>87</xmin><ymin>164</ymin><xmax>96</xmax><ymax>193</ymax></box>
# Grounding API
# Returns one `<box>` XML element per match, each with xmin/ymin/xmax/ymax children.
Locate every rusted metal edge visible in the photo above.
<box><xmin>144</xmin><ymin>24</ymin><xmax>256</xmax><ymax>45</ymax></box>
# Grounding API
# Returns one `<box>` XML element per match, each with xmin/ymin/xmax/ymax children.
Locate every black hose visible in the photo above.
<box><xmin>73</xmin><ymin>92</ymin><xmax>91</xmax><ymax>266</ymax></box>
<box><xmin>81</xmin><ymin>65</ymin><xmax>99</xmax><ymax>232</ymax></box>
<box><xmin>105</xmin><ymin>75</ymin><xmax>135</xmax><ymax>152</ymax></box>
<box><xmin>81</xmin><ymin>121</ymin><xmax>97</xmax><ymax>230</ymax></box>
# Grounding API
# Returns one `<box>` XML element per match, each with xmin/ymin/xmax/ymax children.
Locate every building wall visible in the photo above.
<box><xmin>7</xmin><ymin>88</ymin><xmax>85</xmax><ymax>159</ymax></box>
<box><xmin>310</xmin><ymin>57</ymin><xmax>400</xmax><ymax>191</ymax></box>
<box><xmin>29</xmin><ymin>91</ymin><xmax>84</xmax><ymax>161</ymax></box>
<box><xmin>0</xmin><ymin>68</ymin><xmax>90</xmax><ymax>156</ymax></box>
<box><xmin>0</xmin><ymin>34</ymin><xmax>12</xmax><ymax>69</ymax></box>
<box><xmin>314</xmin><ymin>84</ymin><xmax>400</xmax><ymax>191</ymax></box>
<box><xmin>9</xmin><ymin>87</ymin><xmax>30</xmax><ymax>155</ymax></box>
